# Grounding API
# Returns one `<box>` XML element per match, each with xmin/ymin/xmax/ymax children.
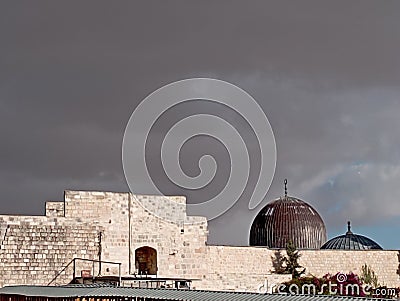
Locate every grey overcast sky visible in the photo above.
<box><xmin>1</xmin><ymin>1</ymin><xmax>400</xmax><ymax>249</ymax></box>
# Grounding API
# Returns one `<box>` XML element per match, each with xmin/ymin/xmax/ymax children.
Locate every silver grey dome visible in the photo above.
<box><xmin>321</xmin><ymin>221</ymin><xmax>382</xmax><ymax>250</ymax></box>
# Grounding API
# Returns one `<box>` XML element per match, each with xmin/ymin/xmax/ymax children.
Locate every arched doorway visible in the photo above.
<box><xmin>135</xmin><ymin>246</ymin><xmax>157</xmax><ymax>275</ymax></box>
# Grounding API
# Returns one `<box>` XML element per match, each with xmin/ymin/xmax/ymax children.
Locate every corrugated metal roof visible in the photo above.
<box><xmin>0</xmin><ymin>285</ymin><xmax>390</xmax><ymax>300</ymax></box>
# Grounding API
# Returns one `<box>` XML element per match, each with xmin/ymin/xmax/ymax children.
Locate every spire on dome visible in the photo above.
<box><xmin>284</xmin><ymin>179</ymin><xmax>288</xmax><ymax>197</ymax></box>
<box><xmin>346</xmin><ymin>221</ymin><xmax>352</xmax><ymax>235</ymax></box>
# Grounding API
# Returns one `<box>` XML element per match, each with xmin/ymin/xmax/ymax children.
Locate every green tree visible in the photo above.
<box><xmin>360</xmin><ymin>264</ymin><xmax>379</xmax><ymax>288</ymax></box>
<box><xmin>284</xmin><ymin>240</ymin><xmax>305</xmax><ymax>278</ymax></box>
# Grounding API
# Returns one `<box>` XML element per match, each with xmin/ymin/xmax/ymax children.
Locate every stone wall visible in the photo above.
<box><xmin>0</xmin><ymin>215</ymin><xmax>100</xmax><ymax>287</ymax></box>
<box><xmin>194</xmin><ymin>246</ymin><xmax>400</xmax><ymax>291</ymax></box>
<box><xmin>45</xmin><ymin>201</ymin><xmax>64</xmax><ymax>217</ymax></box>
<box><xmin>63</xmin><ymin>190</ymin><xmax>208</xmax><ymax>279</ymax></box>
<box><xmin>299</xmin><ymin>249</ymin><xmax>400</xmax><ymax>287</ymax></box>
<box><xmin>63</xmin><ymin>190</ymin><xmax>130</xmax><ymax>275</ymax></box>
<box><xmin>0</xmin><ymin>190</ymin><xmax>399</xmax><ymax>292</ymax></box>
<box><xmin>129</xmin><ymin>202</ymin><xmax>208</xmax><ymax>279</ymax></box>
<box><xmin>196</xmin><ymin>246</ymin><xmax>291</xmax><ymax>292</ymax></box>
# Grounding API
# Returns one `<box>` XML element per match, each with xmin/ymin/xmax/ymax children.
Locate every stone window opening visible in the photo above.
<box><xmin>135</xmin><ymin>246</ymin><xmax>158</xmax><ymax>275</ymax></box>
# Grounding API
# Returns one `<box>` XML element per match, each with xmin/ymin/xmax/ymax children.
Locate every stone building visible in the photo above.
<box><xmin>0</xmin><ymin>189</ymin><xmax>399</xmax><ymax>291</ymax></box>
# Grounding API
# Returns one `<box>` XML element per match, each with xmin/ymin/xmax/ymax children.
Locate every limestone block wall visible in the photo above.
<box><xmin>64</xmin><ymin>191</ymin><xmax>137</xmax><ymax>275</ymax></box>
<box><xmin>129</xmin><ymin>194</ymin><xmax>208</xmax><ymax>279</ymax></box>
<box><xmin>299</xmin><ymin>249</ymin><xmax>400</xmax><ymax>287</ymax></box>
<box><xmin>62</xmin><ymin>190</ymin><xmax>209</xmax><ymax>279</ymax></box>
<box><xmin>64</xmin><ymin>190</ymin><xmax>130</xmax><ymax>275</ymax></box>
<box><xmin>133</xmin><ymin>194</ymin><xmax>188</xmax><ymax>223</ymax></box>
<box><xmin>1</xmin><ymin>189</ymin><xmax>399</xmax><ymax>292</ymax></box>
<box><xmin>0</xmin><ymin>215</ymin><xmax>100</xmax><ymax>287</ymax></box>
<box><xmin>45</xmin><ymin>201</ymin><xmax>64</xmax><ymax>217</ymax></box>
<box><xmin>129</xmin><ymin>204</ymin><xmax>208</xmax><ymax>279</ymax></box>
<box><xmin>64</xmin><ymin>190</ymin><xmax>114</xmax><ymax>220</ymax></box>
<box><xmin>193</xmin><ymin>246</ymin><xmax>400</xmax><ymax>292</ymax></box>
<box><xmin>196</xmin><ymin>246</ymin><xmax>291</xmax><ymax>292</ymax></box>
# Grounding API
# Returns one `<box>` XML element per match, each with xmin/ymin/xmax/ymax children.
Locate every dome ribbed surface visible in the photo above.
<box><xmin>250</xmin><ymin>196</ymin><xmax>327</xmax><ymax>249</ymax></box>
<box><xmin>321</xmin><ymin>225</ymin><xmax>382</xmax><ymax>250</ymax></box>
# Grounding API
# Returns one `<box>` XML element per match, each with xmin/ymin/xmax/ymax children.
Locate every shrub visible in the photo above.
<box><xmin>283</xmin><ymin>240</ymin><xmax>305</xmax><ymax>278</ymax></box>
<box><xmin>360</xmin><ymin>264</ymin><xmax>379</xmax><ymax>288</ymax></box>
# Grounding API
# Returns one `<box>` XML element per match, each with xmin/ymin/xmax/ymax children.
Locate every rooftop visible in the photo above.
<box><xmin>0</xmin><ymin>285</ymin><xmax>390</xmax><ymax>301</ymax></box>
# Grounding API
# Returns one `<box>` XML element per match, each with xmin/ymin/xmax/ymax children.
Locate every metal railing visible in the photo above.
<box><xmin>48</xmin><ymin>257</ymin><xmax>122</xmax><ymax>286</ymax></box>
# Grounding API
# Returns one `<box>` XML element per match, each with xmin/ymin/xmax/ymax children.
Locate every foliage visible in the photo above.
<box><xmin>359</xmin><ymin>264</ymin><xmax>379</xmax><ymax>288</ymax></box>
<box><xmin>283</xmin><ymin>240</ymin><xmax>305</xmax><ymax>278</ymax></box>
<box><xmin>271</xmin><ymin>250</ymin><xmax>287</xmax><ymax>274</ymax></box>
<box><xmin>324</xmin><ymin>272</ymin><xmax>365</xmax><ymax>297</ymax></box>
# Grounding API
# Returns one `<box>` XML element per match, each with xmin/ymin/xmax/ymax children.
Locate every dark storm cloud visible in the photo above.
<box><xmin>1</xmin><ymin>1</ymin><xmax>399</xmax><ymax>247</ymax></box>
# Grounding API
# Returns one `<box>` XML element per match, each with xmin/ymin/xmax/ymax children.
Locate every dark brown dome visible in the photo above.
<box><xmin>250</xmin><ymin>196</ymin><xmax>327</xmax><ymax>249</ymax></box>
